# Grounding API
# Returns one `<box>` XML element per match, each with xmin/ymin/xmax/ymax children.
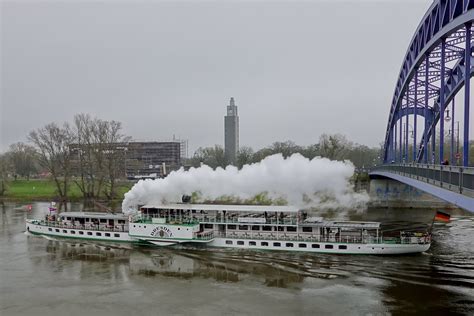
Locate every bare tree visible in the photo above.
<box><xmin>101</xmin><ymin>121</ymin><xmax>130</xmax><ymax>200</ymax></box>
<box><xmin>319</xmin><ymin>134</ymin><xmax>352</xmax><ymax>160</ymax></box>
<box><xmin>72</xmin><ymin>114</ymin><xmax>130</xmax><ymax>200</ymax></box>
<box><xmin>191</xmin><ymin>145</ymin><xmax>228</xmax><ymax>169</ymax></box>
<box><xmin>29</xmin><ymin>123</ymin><xmax>75</xmax><ymax>201</ymax></box>
<box><xmin>72</xmin><ymin>114</ymin><xmax>100</xmax><ymax>199</ymax></box>
<box><xmin>7</xmin><ymin>142</ymin><xmax>39</xmax><ymax>180</ymax></box>
<box><xmin>301</xmin><ymin>143</ymin><xmax>320</xmax><ymax>159</ymax></box>
<box><xmin>0</xmin><ymin>154</ymin><xmax>13</xmax><ymax>196</ymax></box>
<box><xmin>236</xmin><ymin>146</ymin><xmax>254</xmax><ymax>168</ymax></box>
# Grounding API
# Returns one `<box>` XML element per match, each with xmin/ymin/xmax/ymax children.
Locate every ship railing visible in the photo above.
<box><xmin>204</xmin><ymin>217</ymin><xmax>298</xmax><ymax>225</ymax></box>
<box><xmin>217</xmin><ymin>232</ymin><xmax>368</xmax><ymax>243</ymax></box>
<box><xmin>195</xmin><ymin>231</ymin><xmax>215</xmax><ymax>240</ymax></box>
<box><xmin>397</xmin><ymin>236</ymin><xmax>431</xmax><ymax>245</ymax></box>
<box><xmin>136</xmin><ymin>214</ymin><xmax>297</xmax><ymax>225</ymax></box>
<box><xmin>215</xmin><ymin>232</ymin><xmax>430</xmax><ymax>244</ymax></box>
<box><xmin>32</xmin><ymin>220</ymin><xmax>128</xmax><ymax>232</ymax></box>
<box><xmin>135</xmin><ymin>215</ymin><xmax>199</xmax><ymax>225</ymax></box>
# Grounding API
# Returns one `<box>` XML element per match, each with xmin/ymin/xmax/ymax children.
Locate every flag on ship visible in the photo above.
<box><xmin>434</xmin><ymin>211</ymin><xmax>450</xmax><ymax>222</ymax></box>
<box><xmin>48</xmin><ymin>201</ymin><xmax>57</xmax><ymax>213</ymax></box>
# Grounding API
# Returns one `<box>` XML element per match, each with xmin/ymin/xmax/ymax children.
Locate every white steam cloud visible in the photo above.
<box><xmin>121</xmin><ymin>153</ymin><xmax>369</xmax><ymax>213</ymax></box>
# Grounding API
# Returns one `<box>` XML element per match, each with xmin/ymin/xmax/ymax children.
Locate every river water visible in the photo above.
<box><xmin>1</xmin><ymin>202</ymin><xmax>473</xmax><ymax>315</ymax></box>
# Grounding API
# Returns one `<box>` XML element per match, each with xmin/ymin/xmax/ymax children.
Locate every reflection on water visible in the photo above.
<box><xmin>1</xmin><ymin>202</ymin><xmax>474</xmax><ymax>315</ymax></box>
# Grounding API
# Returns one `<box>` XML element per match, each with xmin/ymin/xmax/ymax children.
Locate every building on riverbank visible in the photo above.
<box><xmin>70</xmin><ymin>140</ymin><xmax>187</xmax><ymax>179</ymax></box>
<box><xmin>125</xmin><ymin>141</ymin><xmax>182</xmax><ymax>178</ymax></box>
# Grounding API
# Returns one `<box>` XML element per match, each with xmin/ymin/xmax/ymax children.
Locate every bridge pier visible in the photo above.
<box><xmin>368</xmin><ymin>178</ymin><xmax>452</xmax><ymax>209</ymax></box>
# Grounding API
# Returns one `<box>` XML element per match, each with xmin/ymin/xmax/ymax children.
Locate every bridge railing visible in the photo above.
<box><xmin>373</xmin><ymin>163</ymin><xmax>474</xmax><ymax>198</ymax></box>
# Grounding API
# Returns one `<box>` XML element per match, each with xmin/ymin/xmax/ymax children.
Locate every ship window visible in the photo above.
<box><xmin>114</xmin><ymin>234</ymin><xmax>120</xmax><ymax>237</ymax></box>
<box><xmin>251</xmin><ymin>226</ymin><xmax>260</xmax><ymax>231</ymax></box>
<box><xmin>48</xmin><ymin>228</ymin><xmax>52</xmax><ymax>232</ymax></box>
<box><xmin>286</xmin><ymin>243</ymin><xmax>294</xmax><ymax>247</ymax></box>
<box><xmin>204</xmin><ymin>224</ymin><xmax>213</xmax><ymax>229</ymax></box>
<box><xmin>299</xmin><ymin>243</ymin><xmax>307</xmax><ymax>248</ymax></box>
<box><xmin>339</xmin><ymin>245</ymin><xmax>347</xmax><ymax>250</ymax></box>
<box><xmin>70</xmin><ymin>231</ymin><xmax>76</xmax><ymax>234</ymax></box>
<box><xmin>261</xmin><ymin>242</ymin><xmax>269</xmax><ymax>246</ymax></box>
<box><xmin>262</xmin><ymin>226</ymin><xmax>272</xmax><ymax>231</ymax></box>
<box><xmin>287</xmin><ymin>226</ymin><xmax>297</xmax><ymax>232</ymax></box>
<box><xmin>87</xmin><ymin>232</ymin><xmax>92</xmax><ymax>236</ymax></box>
<box><xmin>238</xmin><ymin>225</ymin><xmax>248</xmax><ymax>230</ymax></box>
<box><xmin>249</xmin><ymin>241</ymin><xmax>256</xmax><ymax>246</ymax></box>
<box><xmin>226</xmin><ymin>240</ymin><xmax>233</xmax><ymax>245</ymax></box>
<box><xmin>79</xmin><ymin>231</ymin><xmax>84</xmax><ymax>235</ymax></box>
<box><xmin>63</xmin><ymin>230</ymin><xmax>67</xmax><ymax>233</ymax></box>
<box><xmin>96</xmin><ymin>232</ymin><xmax>102</xmax><ymax>236</ymax></box>
<box><xmin>100</xmin><ymin>219</ymin><xmax>107</xmax><ymax>223</ymax></box>
<box><xmin>312</xmin><ymin>244</ymin><xmax>320</xmax><ymax>248</ymax></box>
<box><xmin>277</xmin><ymin>226</ymin><xmax>284</xmax><ymax>231</ymax></box>
<box><xmin>228</xmin><ymin>225</ymin><xmax>236</xmax><ymax>230</ymax></box>
<box><xmin>237</xmin><ymin>241</ymin><xmax>244</xmax><ymax>245</ymax></box>
<box><xmin>55</xmin><ymin>229</ymin><xmax>60</xmax><ymax>232</ymax></box>
<box><xmin>105</xmin><ymin>233</ymin><xmax>110</xmax><ymax>237</ymax></box>
<box><xmin>325</xmin><ymin>245</ymin><xmax>333</xmax><ymax>249</ymax></box>
<box><xmin>273</xmin><ymin>242</ymin><xmax>281</xmax><ymax>247</ymax></box>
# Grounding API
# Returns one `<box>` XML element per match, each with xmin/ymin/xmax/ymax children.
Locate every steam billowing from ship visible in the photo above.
<box><xmin>121</xmin><ymin>153</ymin><xmax>369</xmax><ymax>213</ymax></box>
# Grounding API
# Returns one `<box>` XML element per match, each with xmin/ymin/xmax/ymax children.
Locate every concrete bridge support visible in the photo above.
<box><xmin>369</xmin><ymin>178</ymin><xmax>452</xmax><ymax>209</ymax></box>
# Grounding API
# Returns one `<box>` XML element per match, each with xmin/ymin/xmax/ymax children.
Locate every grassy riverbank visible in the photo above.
<box><xmin>0</xmin><ymin>179</ymin><xmax>134</xmax><ymax>201</ymax></box>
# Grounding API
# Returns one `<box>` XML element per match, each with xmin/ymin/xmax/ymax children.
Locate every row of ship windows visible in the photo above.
<box><xmin>48</xmin><ymin>228</ymin><xmax>120</xmax><ymax>238</ymax></box>
<box><xmin>205</xmin><ymin>224</ymin><xmax>312</xmax><ymax>232</ymax></box>
<box><xmin>225</xmin><ymin>240</ymin><xmax>348</xmax><ymax>250</ymax></box>
<box><xmin>64</xmin><ymin>217</ymin><xmax>126</xmax><ymax>224</ymax></box>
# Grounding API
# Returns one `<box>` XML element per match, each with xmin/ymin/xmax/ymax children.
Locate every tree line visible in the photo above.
<box><xmin>0</xmin><ymin>116</ymin><xmax>383</xmax><ymax>201</ymax></box>
<box><xmin>0</xmin><ymin>113</ymin><xmax>129</xmax><ymax>201</ymax></box>
<box><xmin>188</xmin><ymin>134</ymin><xmax>382</xmax><ymax>170</ymax></box>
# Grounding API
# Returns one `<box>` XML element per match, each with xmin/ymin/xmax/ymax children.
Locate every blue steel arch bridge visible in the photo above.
<box><xmin>370</xmin><ymin>0</ymin><xmax>474</xmax><ymax>212</ymax></box>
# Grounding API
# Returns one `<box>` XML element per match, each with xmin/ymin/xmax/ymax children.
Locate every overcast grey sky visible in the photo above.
<box><xmin>0</xmin><ymin>0</ymin><xmax>432</xmax><ymax>155</ymax></box>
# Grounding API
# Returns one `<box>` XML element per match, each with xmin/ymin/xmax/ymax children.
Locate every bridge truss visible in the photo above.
<box><xmin>383</xmin><ymin>0</ymin><xmax>474</xmax><ymax>167</ymax></box>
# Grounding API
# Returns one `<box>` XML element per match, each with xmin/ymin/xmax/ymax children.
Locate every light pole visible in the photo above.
<box><xmin>449</xmin><ymin>121</ymin><xmax>461</xmax><ymax>165</ymax></box>
<box><xmin>402</xmin><ymin>123</ymin><xmax>415</xmax><ymax>163</ymax></box>
<box><xmin>446</xmin><ymin>122</ymin><xmax>460</xmax><ymax>165</ymax></box>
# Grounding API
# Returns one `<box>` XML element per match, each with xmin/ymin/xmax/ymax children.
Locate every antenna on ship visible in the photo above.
<box><xmin>93</xmin><ymin>200</ymin><xmax>116</xmax><ymax>214</ymax></box>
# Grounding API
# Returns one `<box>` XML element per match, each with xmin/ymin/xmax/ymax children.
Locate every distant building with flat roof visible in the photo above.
<box><xmin>125</xmin><ymin>141</ymin><xmax>181</xmax><ymax>177</ymax></box>
<box><xmin>70</xmin><ymin>140</ymin><xmax>185</xmax><ymax>179</ymax></box>
<box><xmin>225</xmin><ymin>97</ymin><xmax>239</xmax><ymax>165</ymax></box>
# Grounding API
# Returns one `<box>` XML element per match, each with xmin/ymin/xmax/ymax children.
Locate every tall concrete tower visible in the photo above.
<box><xmin>224</xmin><ymin>97</ymin><xmax>239</xmax><ymax>165</ymax></box>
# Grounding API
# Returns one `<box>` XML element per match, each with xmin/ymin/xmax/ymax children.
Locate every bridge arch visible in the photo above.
<box><xmin>383</xmin><ymin>0</ymin><xmax>474</xmax><ymax>167</ymax></box>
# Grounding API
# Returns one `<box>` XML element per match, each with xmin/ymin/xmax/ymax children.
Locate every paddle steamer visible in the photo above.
<box><xmin>26</xmin><ymin>203</ymin><xmax>431</xmax><ymax>255</ymax></box>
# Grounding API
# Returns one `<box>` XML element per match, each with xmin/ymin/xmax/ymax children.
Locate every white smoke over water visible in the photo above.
<box><xmin>121</xmin><ymin>153</ymin><xmax>369</xmax><ymax>213</ymax></box>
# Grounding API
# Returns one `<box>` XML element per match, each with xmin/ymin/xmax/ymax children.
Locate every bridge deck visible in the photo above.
<box><xmin>370</xmin><ymin>164</ymin><xmax>474</xmax><ymax>212</ymax></box>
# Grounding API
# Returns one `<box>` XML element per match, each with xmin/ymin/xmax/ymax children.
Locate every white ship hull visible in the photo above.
<box><xmin>207</xmin><ymin>237</ymin><xmax>430</xmax><ymax>255</ymax></box>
